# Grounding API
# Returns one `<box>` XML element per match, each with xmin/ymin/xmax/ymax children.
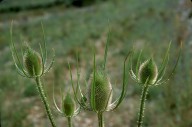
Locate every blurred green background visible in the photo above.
<box><xmin>0</xmin><ymin>0</ymin><xmax>192</xmax><ymax>127</ymax></box>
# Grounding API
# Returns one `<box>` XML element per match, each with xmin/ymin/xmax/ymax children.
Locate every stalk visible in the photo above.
<box><xmin>67</xmin><ymin>117</ymin><xmax>72</xmax><ymax>127</ymax></box>
<box><xmin>35</xmin><ymin>77</ymin><xmax>57</xmax><ymax>127</ymax></box>
<box><xmin>137</xmin><ymin>84</ymin><xmax>149</xmax><ymax>127</ymax></box>
<box><xmin>98</xmin><ymin>112</ymin><xmax>104</xmax><ymax>127</ymax></box>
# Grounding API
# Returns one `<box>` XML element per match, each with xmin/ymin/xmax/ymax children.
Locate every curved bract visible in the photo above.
<box><xmin>68</xmin><ymin>31</ymin><xmax>132</xmax><ymax>127</ymax></box>
<box><xmin>10</xmin><ymin>21</ymin><xmax>57</xmax><ymax>127</ymax></box>
<box><xmin>10</xmin><ymin>21</ymin><xmax>55</xmax><ymax>78</ymax></box>
<box><xmin>130</xmin><ymin>42</ymin><xmax>182</xmax><ymax>86</ymax></box>
<box><xmin>69</xmin><ymin>44</ymin><xmax>131</xmax><ymax>113</ymax></box>
<box><xmin>129</xmin><ymin>42</ymin><xmax>182</xmax><ymax>127</ymax></box>
<box><xmin>53</xmin><ymin>90</ymin><xmax>80</xmax><ymax>118</ymax></box>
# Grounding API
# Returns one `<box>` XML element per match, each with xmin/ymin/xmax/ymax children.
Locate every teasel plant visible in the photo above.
<box><xmin>10</xmin><ymin>21</ymin><xmax>56</xmax><ymax>127</ymax></box>
<box><xmin>53</xmin><ymin>89</ymin><xmax>80</xmax><ymax>127</ymax></box>
<box><xmin>130</xmin><ymin>42</ymin><xmax>182</xmax><ymax>127</ymax></box>
<box><xmin>68</xmin><ymin>32</ymin><xmax>132</xmax><ymax>127</ymax></box>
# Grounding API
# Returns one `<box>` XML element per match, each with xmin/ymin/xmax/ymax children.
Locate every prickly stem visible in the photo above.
<box><xmin>35</xmin><ymin>77</ymin><xmax>57</xmax><ymax>127</ymax></box>
<box><xmin>98</xmin><ymin>112</ymin><xmax>104</xmax><ymax>127</ymax></box>
<box><xmin>137</xmin><ymin>83</ymin><xmax>149</xmax><ymax>127</ymax></box>
<box><xmin>67</xmin><ymin>117</ymin><xmax>73</xmax><ymax>127</ymax></box>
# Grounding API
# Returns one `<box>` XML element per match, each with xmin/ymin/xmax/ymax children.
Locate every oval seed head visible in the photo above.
<box><xmin>88</xmin><ymin>69</ymin><xmax>112</xmax><ymax>112</ymax></box>
<box><xmin>138</xmin><ymin>58</ymin><xmax>158</xmax><ymax>85</ymax></box>
<box><xmin>23</xmin><ymin>47</ymin><xmax>43</xmax><ymax>76</ymax></box>
<box><xmin>62</xmin><ymin>93</ymin><xmax>76</xmax><ymax>117</ymax></box>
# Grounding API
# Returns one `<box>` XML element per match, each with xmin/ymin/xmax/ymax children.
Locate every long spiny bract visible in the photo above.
<box><xmin>129</xmin><ymin>42</ymin><xmax>182</xmax><ymax>127</ymax></box>
<box><xmin>68</xmin><ymin>30</ymin><xmax>131</xmax><ymax>127</ymax></box>
<box><xmin>10</xmin><ymin>21</ymin><xmax>57</xmax><ymax>127</ymax></box>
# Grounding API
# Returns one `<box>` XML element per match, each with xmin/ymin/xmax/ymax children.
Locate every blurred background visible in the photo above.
<box><xmin>0</xmin><ymin>0</ymin><xmax>192</xmax><ymax>127</ymax></box>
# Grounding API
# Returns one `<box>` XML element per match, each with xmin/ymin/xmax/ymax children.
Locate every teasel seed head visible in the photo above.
<box><xmin>10</xmin><ymin>22</ymin><xmax>55</xmax><ymax>78</ymax></box>
<box><xmin>62</xmin><ymin>93</ymin><xmax>76</xmax><ymax>117</ymax></box>
<box><xmin>23</xmin><ymin>47</ymin><xmax>43</xmax><ymax>77</ymax></box>
<box><xmin>88</xmin><ymin>69</ymin><xmax>113</xmax><ymax>112</ymax></box>
<box><xmin>138</xmin><ymin>58</ymin><xmax>158</xmax><ymax>85</ymax></box>
<box><xmin>69</xmin><ymin>32</ymin><xmax>131</xmax><ymax>112</ymax></box>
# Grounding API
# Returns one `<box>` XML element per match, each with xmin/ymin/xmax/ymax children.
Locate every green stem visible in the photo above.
<box><xmin>67</xmin><ymin>117</ymin><xmax>73</xmax><ymax>127</ymax></box>
<box><xmin>137</xmin><ymin>84</ymin><xmax>149</xmax><ymax>127</ymax></box>
<box><xmin>35</xmin><ymin>77</ymin><xmax>57</xmax><ymax>127</ymax></box>
<box><xmin>98</xmin><ymin>112</ymin><xmax>104</xmax><ymax>127</ymax></box>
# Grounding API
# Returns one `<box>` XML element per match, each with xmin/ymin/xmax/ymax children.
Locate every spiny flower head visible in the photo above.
<box><xmin>130</xmin><ymin>42</ymin><xmax>181</xmax><ymax>86</ymax></box>
<box><xmin>62</xmin><ymin>93</ymin><xmax>76</xmax><ymax>117</ymax></box>
<box><xmin>87</xmin><ymin>69</ymin><xmax>112</xmax><ymax>112</ymax></box>
<box><xmin>69</xmin><ymin>36</ymin><xmax>131</xmax><ymax>113</ymax></box>
<box><xmin>23</xmin><ymin>47</ymin><xmax>43</xmax><ymax>76</ymax></box>
<box><xmin>10</xmin><ymin>22</ymin><xmax>55</xmax><ymax>78</ymax></box>
<box><xmin>53</xmin><ymin>90</ymin><xmax>80</xmax><ymax>117</ymax></box>
<box><xmin>138</xmin><ymin>58</ymin><xmax>158</xmax><ymax>85</ymax></box>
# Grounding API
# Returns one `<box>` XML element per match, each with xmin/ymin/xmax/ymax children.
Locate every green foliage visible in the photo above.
<box><xmin>63</xmin><ymin>0</ymin><xmax>73</xmax><ymax>6</ymax></box>
<box><xmin>1</xmin><ymin>102</ymin><xmax>32</xmax><ymax>127</ymax></box>
<box><xmin>0</xmin><ymin>0</ymin><xmax>190</xmax><ymax>126</ymax></box>
<box><xmin>23</xmin><ymin>83</ymin><xmax>37</xmax><ymax>97</ymax></box>
<box><xmin>63</xmin><ymin>0</ymin><xmax>108</xmax><ymax>7</ymax></box>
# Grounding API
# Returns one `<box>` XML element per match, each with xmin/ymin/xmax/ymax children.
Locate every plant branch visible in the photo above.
<box><xmin>67</xmin><ymin>117</ymin><xmax>73</xmax><ymax>127</ymax></box>
<box><xmin>98</xmin><ymin>112</ymin><xmax>104</xmax><ymax>127</ymax></box>
<box><xmin>35</xmin><ymin>77</ymin><xmax>57</xmax><ymax>127</ymax></box>
<box><xmin>137</xmin><ymin>83</ymin><xmax>149</xmax><ymax>127</ymax></box>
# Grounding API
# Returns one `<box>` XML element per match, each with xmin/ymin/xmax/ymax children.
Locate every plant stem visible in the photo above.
<box><xmin>35</xmin><ymin>77</ymin><xmax>57</xmax><ymax>127</ymax></box>
<box><xmin>67</xmin><ymin>117</ymin><xmax>72</xmax><ymax>127</ymax></box>
<box><xmin>137</xmin><ymin>84</ymin><xmax>149</xmax><ymax>127</ymax></box>
<box><xmin>98</xmin><ymin>112</ymin><xmax>104</xmax><ymax>127</ymax></box>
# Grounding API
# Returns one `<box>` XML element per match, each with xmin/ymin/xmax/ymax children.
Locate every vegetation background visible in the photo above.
<box><xmin>0</xmin><ymin>0</ymin><xmax>192</xmax><ymax>127</ymax></box>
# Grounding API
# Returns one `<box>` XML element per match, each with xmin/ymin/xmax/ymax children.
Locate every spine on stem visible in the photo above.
<box><xmin>35</xmin><ymin>77</ymin><xmax>57</xmax><ymax>127</ymax></box>
<box><xmin>137</xmin><ymin>84</ymin><xmax>149</xmax><ymax>127</ymax></box>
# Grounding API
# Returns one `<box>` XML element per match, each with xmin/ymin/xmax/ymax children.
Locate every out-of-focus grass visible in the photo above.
<box><xmin>0</xmin><ymin>0</ymin><xmax>191</xmax><ymax>126</ymax></box>
<box><xmin>0</xmin><ymin>0</ymin><xmax>57</xmax><ymax>9</ymax></box>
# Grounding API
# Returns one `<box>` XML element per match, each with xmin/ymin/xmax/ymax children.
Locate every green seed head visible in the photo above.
<box><xmin>62</xmin><ymin>93</ymin><xmax>76</xmax><ymax>117</ymax></box>
<box><xmin>138</xmin><ymin>58</ymin><xmax>158</xmax><ymax>85</ymax></box>
<box><xmin>88</xmin><ymin>69</ymin><xmax>112</xmax><ymax>112</ymax></box>
<box><xmin>23</xmin><ymin>47</ymin><xmax>43</xmax><ymax>76</ymax></box>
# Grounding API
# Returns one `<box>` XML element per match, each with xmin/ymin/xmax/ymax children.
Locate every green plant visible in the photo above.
<box><xmin>53</xmin><ymin>91</ymin><xmax>80</xmax><ymax>127</ymax></box>
<box><xmin>68</xmin><ymin>34</ymin><xmax>131</xmax><ymax>127</ymax></box>
<box><xmin>130</xmin><ymin>42</ymin><xmax>181</xmax><ymax>127</ymax></box>
<box><xmin>63</xmin><ymin>0</ymin><xmax>107</xmax><ymax>7</ymax></box>
<box><xmin>10</xmin><ymin>22</ymin><xmax>56</xmax><ymax>127</ymax></box>
<box><xmin>23</xmin><ymin>83</ymin><xmax>37</xmax><ymax>97</ymax></box>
